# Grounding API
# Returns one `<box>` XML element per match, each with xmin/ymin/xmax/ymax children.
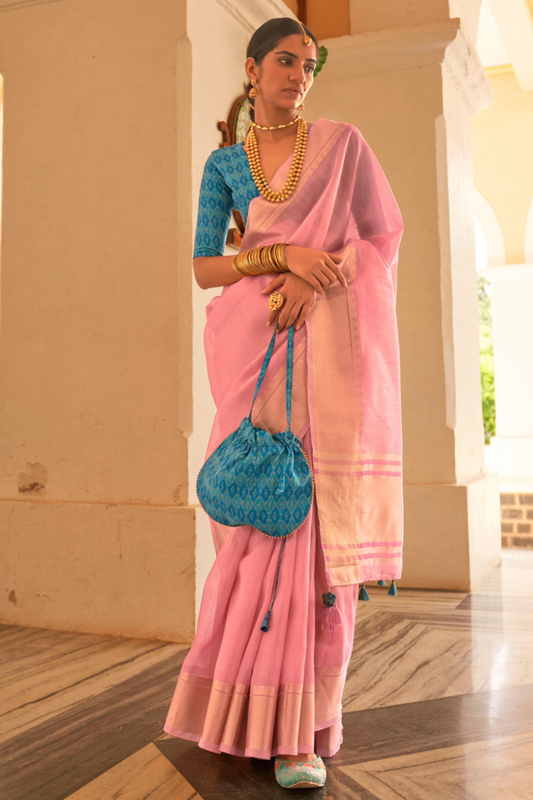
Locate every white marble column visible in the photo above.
<box><xmin>481</xmin><ymin>263</ymin><xmax>533</xmax><ymax>492</ymax></box>
<box><xmin>305</xmin><ymin>17</ymin><xmax>501</xmax><ymax>590</ymax></box>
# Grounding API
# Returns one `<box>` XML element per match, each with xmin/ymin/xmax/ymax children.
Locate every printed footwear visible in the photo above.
<box><xmin>274</xmin><ymin>754</ymin><xmax>327</xmax><ymax>788</ymax></box>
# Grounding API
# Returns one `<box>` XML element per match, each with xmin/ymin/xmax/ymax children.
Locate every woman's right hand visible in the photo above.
<box><xmin>284</xmin><ymin>245</ymin><xmax>348</xmax><ymax>293</ymax></box>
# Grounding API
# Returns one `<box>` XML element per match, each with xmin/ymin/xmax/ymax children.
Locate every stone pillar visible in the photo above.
<box><xmin>0</xmin><ymin>0</ymin><xmax>300</xmax><ymax>640</ymax></box>
<box><xmin>0</xmin><ymin>0</ymin><xmax>196</xmax><ymax>641</ymax></box>
<box><xmin>305</xmin><ymin>13</ymin><xmax>501</xmax><ymax>589</ymax></box>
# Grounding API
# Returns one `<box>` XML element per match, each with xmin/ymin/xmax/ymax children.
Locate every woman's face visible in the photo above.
<box><xmin>246</xmin><ymin>33</ymin><xmax>317</xmax><ymax>112</ymax></box>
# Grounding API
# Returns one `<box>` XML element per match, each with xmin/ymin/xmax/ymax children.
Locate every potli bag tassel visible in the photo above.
<box><xmin>315</xmin><ymin>591</ymin><xmax>344</xmax><ymax>631</ymax></box>
<box><xmin>358</xmin><ymin>582</ymin><xmax>370</xmax><ymax>601</ymax></box>
<box><xmin>377</xmin><ymin>580</ymin><xmax>387</xmax><ymax>586</ymax></box>
<box><xmin>388</xmin><ymin>579</ymin><xmax>398</xmax><ymax>596</ymax></box>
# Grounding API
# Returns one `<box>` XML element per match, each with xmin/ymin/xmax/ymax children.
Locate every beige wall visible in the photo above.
<box><xmin>306</xmin><ymin>0</ymin><xmax>350</xmax><ymax>39</ymax></box>
<box><xmin>285</xmin><ymin>0</ymin><xmax>298</xmax><ymax>15</ymax></box>
<box><xmin>305</xmin><ymin>0</ymin><xmax>482</xmax><ymax>43</ymax></box>
<box><xmin>474</xmin><ymin>71</ymin><xmax>533</xmax><ymax>265</ymax></box>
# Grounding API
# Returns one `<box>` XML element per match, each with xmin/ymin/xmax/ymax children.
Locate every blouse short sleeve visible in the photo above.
<box><xmin>193</xmin><ymin>152</ymin><xmax>234</xmax><ymax>258</ymax></box>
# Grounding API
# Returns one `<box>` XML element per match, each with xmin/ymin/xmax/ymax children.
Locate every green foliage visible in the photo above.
<box><xmin>478</xmin><ymin>274</ymin><xmax>495</xmax><ymax>444</ymax></box>
<box><xmin>313</xmin><ymin>46</ymin><xmax>328</xmax><ymax>78</ymax></box>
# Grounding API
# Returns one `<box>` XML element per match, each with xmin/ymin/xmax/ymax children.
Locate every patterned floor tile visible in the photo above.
<box><xmin>0</xmin><ymin>624</ymin><xmax>187</xmax><ymax>744</ymax></box>
<box><xmin>339</xmin><ymin>732</ymin><xmax>533</xmax><ymax>799</ymax></box>
<box><xmin>0</xmin><ymin>638</ymin><xmax>188</xmax><ymax>800</ymax></box>
<box><xmin>64</xmin><ymin>743</ymin><xmax>199</xmax><ymax>800</ymax></box>
<box><xmin>1</xmin><ymin>551</ymin><xmax>532</xmax><ymax>799</ymax></box>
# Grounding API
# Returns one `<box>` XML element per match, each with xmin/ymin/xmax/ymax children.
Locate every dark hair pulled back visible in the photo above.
<box><xmin>245</xmin><ymin>17</ymin><xmax>318</xmax><ymax>123</ymax></box>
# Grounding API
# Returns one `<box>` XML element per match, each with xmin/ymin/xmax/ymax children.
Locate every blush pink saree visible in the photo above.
<box><xmin>164</xmin><ymin>118</ymin><xmax>404</xmax><ymax>760</ymax></box>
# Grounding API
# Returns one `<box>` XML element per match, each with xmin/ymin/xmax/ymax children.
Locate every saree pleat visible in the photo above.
<box><xmin>164</xmin><ymin>427</ymin><xmax>359</xmax><ymax>760</ymax></box>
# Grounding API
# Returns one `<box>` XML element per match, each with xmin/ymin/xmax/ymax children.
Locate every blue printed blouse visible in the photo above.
<box><xmin>193</xmin><ymin>142</ymin><xmax>260</xmax><ymax>259</ymax></box>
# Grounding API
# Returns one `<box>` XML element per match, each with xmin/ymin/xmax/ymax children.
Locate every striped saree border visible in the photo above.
<box><xmin>322</xmin><ymin>540</ymin><xmax>403</xmax><ymax>550</ymax></box>
<box><xmin>312</xmin><ymin>451</ymin><xmax>402</xmax><ymax>462</ymax></box>
<box><xmin>163</xmin><ymin>666</ymin><xmax>349</xmax><ymax>759</ymax></box>
<box><xmin>312</xmin><ymin>452</ymin><xmax>402</xmax><ymax>478</ymax></box>
<box><xmin>324</xmin><ymin>550</ymin><xmax>402</xmax><ymax>564</ymax></box>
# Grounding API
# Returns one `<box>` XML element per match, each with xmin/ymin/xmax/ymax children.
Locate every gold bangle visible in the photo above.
<box><xmin>233</xmin><ymin>247</ymin><xmax>262</xmax><ymax>275</ymax></box>
<box><xmin>266</xmin><ymin>243</ymin><xmax>284</xmax><ymax>273</ymax></box>
<box><xmin>232</xmin><ymin>244</ymin><xmax>289</xmax><ymax>276</ymax></box>
<box><xmin>278</xmin><ymin>243</ymin><xmax>289</xmax><ymax>272</ymax></box>
<box><xmin>269</xmin><ymin>242</ymin><xmax>289</xmax><ymax>272</ymax></box>
<box><xmin>259</xmin><ymin>247</ymin><xmax>270</xmax><ymax>273</ymax></box>
<box><xmin>233</xmin><ymin>251</ymin><xmax>252</xmax><ymax>274</ymax></box>
<box><xmin>279</xmin><ymin>242</ymin><xmax>290</xmax><ymax>272</ymax></box>
<box><xmin>263</xmin><ymin>245</ymin><xmax>275</xmax><ymax>272</ymax></box>
<box><xmin>276</xmin><ymin>243</ymin><xmax>288</xmax><ymax>270</ymax></box>
<box><xmin>232</xmin><ymin>254</ymin><xmax>247</xmax><ymax>274</ymax></box>
<box><xmin>258</xmin><ymin>246</ymin><xmax>268</xmax><ymax>273</ymax></box>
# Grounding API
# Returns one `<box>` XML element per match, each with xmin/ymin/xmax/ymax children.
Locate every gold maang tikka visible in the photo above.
<box><xmin>297</xmin><ymin>19</ymin><xmax>313</xmax><ymax>46</ymax></box>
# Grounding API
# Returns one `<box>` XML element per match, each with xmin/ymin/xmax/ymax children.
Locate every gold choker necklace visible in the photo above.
<box><xmin>244</xmin><ymin>116</ymin><xmax>308</xmax><ymax>203</ymax></box>
<box><xmin>251</xmin><ymin>115</ymin><xmax>301</xmax><ymax>131</ymax></box>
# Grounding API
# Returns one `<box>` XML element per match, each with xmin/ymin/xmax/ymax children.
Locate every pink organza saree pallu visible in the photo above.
<box><xmin>164</xmin><ymin>118</ymin><xmax>405</xmax><ymax>759</ymax></box>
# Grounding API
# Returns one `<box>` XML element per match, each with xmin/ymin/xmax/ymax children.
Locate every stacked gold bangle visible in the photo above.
<box><xmin>232</xmin><ymin>243</ymin><xmax>289</xmax><ymax>275</ymax></box>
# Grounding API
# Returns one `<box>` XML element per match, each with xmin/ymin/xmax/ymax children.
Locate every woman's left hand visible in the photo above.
<box><xmin>260</xmin><ymin>272</ymin><xmax>316</xmax><ymax>332</ymax></box>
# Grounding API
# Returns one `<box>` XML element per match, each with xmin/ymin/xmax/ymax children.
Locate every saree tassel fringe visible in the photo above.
<box><xmin>315</xmin><ymin>591</ymin><xmax>344</xmax><ymax>631</ymax></box>
<box><xmin>357</xmin><ymin>581</ymin><xmax>399</xmax><ymax>602</ymax></box>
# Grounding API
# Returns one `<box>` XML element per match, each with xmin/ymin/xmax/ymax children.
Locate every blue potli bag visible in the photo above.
<box><xmin>196</xmin><ymin>320</ymin><xmax>314</xmax><ymax>632</ymax></box>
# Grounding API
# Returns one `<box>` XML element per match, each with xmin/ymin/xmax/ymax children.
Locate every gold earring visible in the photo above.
<box><xmin>248</xmin><ymin>79</ymin><xmax>259</xmax><ymax>99</ymax></box>
<box><xmin>297</xmin><ymin>101</ymin><xmax>305</xmax><ymax>110</ymax></box>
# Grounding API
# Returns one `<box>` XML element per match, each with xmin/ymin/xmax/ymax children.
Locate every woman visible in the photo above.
<box><xmin>164</xmin><ymin>16</ymin><xmax>404</xmax><ymax>790</ymax></box>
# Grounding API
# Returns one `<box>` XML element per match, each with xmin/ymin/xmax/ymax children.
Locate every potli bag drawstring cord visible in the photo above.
<box><xmin>263</xmin><ymin>565</ymin><xmax>399</xmax><ymax>632</ymax></box>
<box><xmin>260</xmin><ymin>322</ymin><xmax>298</xmax><ymax>634</ymax></box>
<box><xmin>261</xmin><ymin>538</ymin><xmax>286</xmax><ymax>632</ymax></box>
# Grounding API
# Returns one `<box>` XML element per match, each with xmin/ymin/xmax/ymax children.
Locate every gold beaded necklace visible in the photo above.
<box><xmin>244</xmin><ymin>115</ymin><xmax>308</xmax><ymax>204</ymax></box>
<box><xmin>251</xmin><ymin>116</ymin><xmax>300</xmax><ymax>131</ymax></box>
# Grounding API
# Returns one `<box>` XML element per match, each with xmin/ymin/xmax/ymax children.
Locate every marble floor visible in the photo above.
<box><xmin>2</xmin><ymin>549</ymin><xmax>533</xmax><ymax>799</ymax></box>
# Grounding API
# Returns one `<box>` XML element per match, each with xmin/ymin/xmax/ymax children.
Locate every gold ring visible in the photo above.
<box><xmin>268</xmin><ymin>290</ymin><xmax>285</xmax><ymax>312</ymax></box>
